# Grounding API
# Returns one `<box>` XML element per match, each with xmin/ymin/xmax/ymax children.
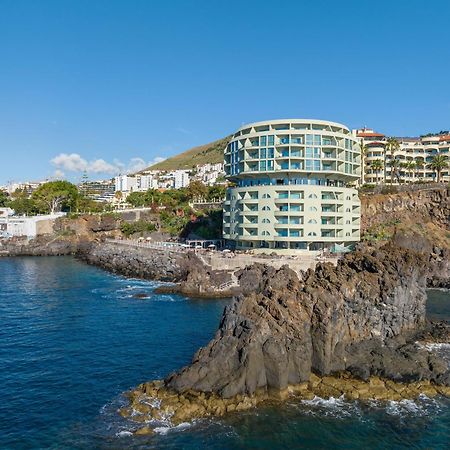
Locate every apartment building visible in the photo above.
<box><xmin>223</xmin><ymin>119</ymin><xmax>361</xmax><ymax>251</ymax></box>
<box><xmin>356</xmin><ymin>128</ymin><xmax>450</xmax><ymax>184</ymax></box>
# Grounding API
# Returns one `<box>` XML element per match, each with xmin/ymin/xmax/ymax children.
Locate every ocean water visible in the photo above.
<box><xmin>0</xmin><ymin>257</ymin><xmax>449</xmax><ymax>449</ymax></box>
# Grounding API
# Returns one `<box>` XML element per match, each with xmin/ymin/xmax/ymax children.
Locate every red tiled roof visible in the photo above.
<box><xmin>439</xmin><ymin>135</ymin><xmax>450</xmax><ymax>141</ymax></box>
<box><xmin>357</xmin><ymin>132</ymin><xmax>385</xmax><ymax>137</ymax></box>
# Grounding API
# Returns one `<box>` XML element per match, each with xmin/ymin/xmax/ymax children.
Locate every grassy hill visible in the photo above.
<box><xmin>146</xmin><ymin>136</ymin><xmax>231</xmax><ymax>171</ymax></box>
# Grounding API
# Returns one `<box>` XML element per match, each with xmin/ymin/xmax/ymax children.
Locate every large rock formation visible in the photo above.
<box><xmin>361</xmin><ymin>185</ymin><xmax>449</xmax><ymax>233</ymax></box>
<box><xmin>166</xmin><ymin>244</ymin><xmax>449</xmax><ymax>398</ymax></box>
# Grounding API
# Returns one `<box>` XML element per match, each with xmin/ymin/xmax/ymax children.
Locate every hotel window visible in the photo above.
<box><xmin>278</xmin><ymin>217</ymin><xmax>288</xmax><ymax>224</ymax></box>
<box><xmin>291</xmin><ymin>149</ymin><xmax>301</xmax><ymax>157</ymax></box>
<box><xmin>278</xmin><ymin>229</ymin><xmax>288</xmax><ymax>237</ymax></box>
<box><xmin>260</xmin><ymin>136</ymin><xmax>267</xmax><ymax>146</ymax></box>
<box><xmin>267</xmin><ymin>147</ymin><xmax>274</xmax><ymax>158</ymax></box>
<box><xmin>268</xmin><ymin>135</ymin><xmax>274</xmax><ymax>145</ymax></box>
<box><xmin>314</xmin><ymin>135</ymin><xmax>321</xmax><ymax>145</ymax></box>
<box><xmin>289</xmin><ymin>230</ymin><xmax>300</xmax><ymax>237</ymax></box>
<box><xmin>305</xmin><ymin>134</ymin><xmax>313</xmax><ymax>145</ymax></box>
<box><xmin>267</xmin><ymin>160</ymin><xmax>274</xmax><ymax>170</ymax></box>
<box><xmin>281</xmin><ymin>148</ymin><xmax>289</xmax><ymax>157</ymax></box>
<box><xmin>280</xmin><ymin>162</ymin><xmax>289</xmax><ymax>170</ymax></box>
<box><xmin>290</xmin><ymin>192</ymin><xmax>302</xmax><ymax>199</ymax></box>
<box><xmin>259</xmin><ymin>161</ymin><xmax>267</xmax><ymax>171</ymax></box>
<box><xmin>290</xmin><ymin>217</ymin><xmax>300</xmax><ymax>224</ymax></box>
<box><xmin>290</xmin><ymin>205</ymin><xmax>301</xmax><ymax>212</ymax></box>
<box><xmin>280</xmin><ymin>136</ymin><xmax>289</xmax><ymax>144</ymax></box>
<box><xmin>290</xmin><ymin>162</ymin><xmax>301</xmax><ymax>170</ymax></box>
<box><xmin>260</xmin><ymin>148</ymin><xmax>267</xmax><ymax>159</ymax></box>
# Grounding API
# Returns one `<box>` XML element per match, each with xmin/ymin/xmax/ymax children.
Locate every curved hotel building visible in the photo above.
<box><xmin>223</xmin><ymin>119</ymin><xmax>361</xmax><ymax>251</ymax></box>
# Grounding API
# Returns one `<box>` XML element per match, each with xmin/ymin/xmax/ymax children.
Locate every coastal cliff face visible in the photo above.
<box><xmin>361</xmin><ymin>186</ymin><xmax>449</xmax><ymax>233</ymax></box>
<box><xmin>166</xmin><ymin>245</ymin><xmax>448</xmax><ymax>398</ymax></box>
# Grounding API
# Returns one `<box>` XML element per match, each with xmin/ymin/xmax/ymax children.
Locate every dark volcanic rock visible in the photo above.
<box><xmin>166</xmin><ymin>244</ymin><xmax>449</xmax><ymax>397</ymax></box>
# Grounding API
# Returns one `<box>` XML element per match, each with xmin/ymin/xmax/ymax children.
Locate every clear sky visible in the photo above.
<box><xmin>1</xmin><ymin>0</ymin><xmax>449</xmax><ymax>186</ymax></box>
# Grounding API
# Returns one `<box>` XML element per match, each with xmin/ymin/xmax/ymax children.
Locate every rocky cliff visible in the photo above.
<box><xmin>167</xmin><ymin>244</ymin><xmax>448</xmax><ymax>397</ymax></box>
<box><xmin>361</xmin><ymin>185</ymin><xmax>449</xmax><ymax>233</ymax></box>
<box><xmin>121</xmin><ymin>244</ymin><xmax>449</xmax><ymax>431</ymax></box>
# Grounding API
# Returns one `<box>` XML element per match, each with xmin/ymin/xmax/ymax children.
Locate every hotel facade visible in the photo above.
<box><xmin>223</xmin><ymin>119</ymin><xmax>361</xmax><ymax>251</ymax></box>
<box><xmin>357</xmin><ymin>128</ymin><xmax>450</xmax><ymax>184</ymax></box>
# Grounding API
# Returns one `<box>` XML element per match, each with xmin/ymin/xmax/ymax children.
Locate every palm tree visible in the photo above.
<box><xmin>360</xmin><ymin>140</ymin><xmax>368</xmax><ymax>184</ymax></box>
<box><xmin>414</xmin><ymin>159</ymin><xmax>424</xmax><ymax>179</ymax></box>
<box><xmin>114</xmin><ymin>190</ymin><xmax>123</xmax><ymax>208</ymax></box>
<box><xmin>370</xmin><ymin>159</ymin><xmax>384</xmax><ymax>184</ymax></box>
<box><xmin>385</xmin><ymin>137</ymin><xmax>400</xmax><ymax>184</ymax></box>
<box><xmin>403</xmin><ymin>161</ymin><xmax>416</xmax><ymax>183</ymax></box>
<box><xmin>428</xmin><ymin>155</ymin><xmax>449</xmax><ymax>183</ymax></box>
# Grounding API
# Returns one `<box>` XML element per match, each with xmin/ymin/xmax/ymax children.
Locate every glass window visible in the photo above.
<box><xmin>290</xmin><ymin>217</ymin><xmax>300</xmax><ymax>224</ymax></box>
<box><xmin>278</xmin><ymin>217</ymin><xmax>288</xmax><ymax>224</ymax></box>
<box><xmin>290</xmin><ymin>205</ymin><xmax>301</xmax><ymax>211</ymax></box>
<box><xmin>291</xmin><ymin>162</ymin><xmax>301</xmax><ymax>170</ymax></box>
<box><xmin>313</xmin><ymin>147</ymin><xmax>320</xmax><ymax>158</ymax></box>
<box><xmin>305</xmin><ymin>134</ymin><xmax>313</xmax><ymax>145</ymax></box>
<box><xmin>280</xmin><ymin>136</ymin><xmax>290</xmax><ymax>144</ymax></box>
<box><xmin>278</xmin><ymin>192</ymin><xmax>289</xmax><ymax>199</ymax></box>
<box><xmin>278</xmin><ymin>229</ymin><xmax>288</xmax><ymax>237</ymax></box>
<box><xmin>268</xmin><ymin>135</ymin><xmax>274</xmax><ymax>145</ymax></box>
<box><xmin>290</xmin><ymin>192</ymin><xmax>301</xmax><ymax>199</ymax></box>
<box><xmin>259</xmin><ymin>161</ymin><xmax>267</xmax><ymax>171</ymax></box>
<box><xmin>291</xmin><ymin>149</ymin><xmax>301</xmax><ymax>157</ymax></box>
<box><xmin>289</xmin><ymin>230</ymin><xmax>300</xmax><ymax>237</ymax></box>
<box><xmin>281</xmin><ymin>149</ymin><xmax>289</xmax><ymax>157</ymax></box>
<box><xmin>314</xmin><ymin>135</ymin><xmax>321</xmax><ymax>145</ymax></box>
<box><xmin>305</xmin><ymin>147</ymin><xmax>313</xmax><ymax>158</ymax></box>
<box><xmin>305</xmin><ymin>159</ymin><xmax>313</xmax><ymax>171</ymax></box>
<box><xmin>260</xmin><ymin>136</ymin><xmax>267</xmax><ymax>146</ymax></box>
<box><xmin>280</xmin><ymin>162</ymin><xmax>289</xmax><ymax>170</ymax></box>
<box><xmin>267</xmin><ymin>148</ymin><xmax>274</xmax><ymax>158</ymax></box>
<box><xmin>267</xmin><ymin>160</ymin><xmax>274</xmax><ymax>170</ymax></box>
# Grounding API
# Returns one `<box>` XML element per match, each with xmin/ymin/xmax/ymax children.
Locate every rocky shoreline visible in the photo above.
<box><xmin>119</xmin><ymin>244</ymin><xmax>450</xmax><ymax>433</ymax></box>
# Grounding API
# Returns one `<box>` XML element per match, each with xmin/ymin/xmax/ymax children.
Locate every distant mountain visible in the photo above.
<box><xmin>145</xmin><ymin>136</ymin><xmax>231</xmax><ymax>171</ymax></box>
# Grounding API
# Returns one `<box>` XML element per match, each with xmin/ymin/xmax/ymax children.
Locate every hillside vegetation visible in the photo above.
<box><xmin>146</xmin><ymin>136</ymin><xmax>231</xmax><ymax>171</ymax></box>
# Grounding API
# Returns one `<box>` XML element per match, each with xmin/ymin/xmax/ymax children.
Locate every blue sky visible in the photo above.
<box><xmin>1</xmin><ymin>0</ymin><xmax>449</xmax><ymax>185</ymax></box>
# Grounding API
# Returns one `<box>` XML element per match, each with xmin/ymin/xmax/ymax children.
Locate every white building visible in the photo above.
<box><xmin>223</xmin><ymin>119</ymin><xmax>361</xmax><ymax>251</ymax></box>
<box><xmin>356</xmin><ymin>128</ymin><xmax>450</xmax><ymax>184</ymax></box>
<box><xmin>171</xmin><ymin>170</ymin><xmax>190</xmax><ymax>189</ymax></box>
<box><xmin>0</xmin><ymin>213</ymin><xmax>66</xmax><ymax>238</ymax></box>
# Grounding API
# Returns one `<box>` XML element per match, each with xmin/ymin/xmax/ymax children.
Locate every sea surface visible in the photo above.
<box><xmin>0</xmin><ymin>257</ymin><xmax>449</xmax><ymax>449</ymax></box>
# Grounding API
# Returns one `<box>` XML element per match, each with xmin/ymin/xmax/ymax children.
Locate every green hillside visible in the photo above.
<box><xmin>146</xmin><ymin>136</ymin><xmax>231</xmax><ymax>171</ymax></box>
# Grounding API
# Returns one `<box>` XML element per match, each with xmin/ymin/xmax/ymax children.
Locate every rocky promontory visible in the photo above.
<box><xmin>121</xmin><ymin>244</ymin><xmax>450</xmax><ymax>430</ymax></box>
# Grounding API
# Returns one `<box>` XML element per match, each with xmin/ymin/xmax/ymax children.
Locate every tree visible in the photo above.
<box><xmin>0</xmin><ymin>190</ymin><xmax>8</xmax><ymax>207</ymax></box>
<box><xmin>206</xmin><ymin>184</ymin><xmax>226</xmax><ymax>202</ymax></box>
<box><xmin>403</xmin><ymin>161</ymin><xmax>416</xmax><ymax>182</ymax></box>
<box><xmin>414</xmin><ymin>159</ymin><xmax>424</xmax><ymax>179</ymax></box>
<box><xmin>186</xmin><ymin>181</ymin><xmax>208</xmax><ymax>202</ymax></box>
<box><xmin>385</xmin><ymin>137</ymin><xmax>400</xmax><ymax>184</ymax></box>
<box><xmin>360</xmin><ymin>140</ymin><xmax>368</xmax><ymax>185</ymax></box>
<box><xmin>428</xmin><ymin>155</ymin><xmax>448</xmax><ymax>183</ymax></box>
<box><xmin>370</xmin><ymin>159</ymin><xmax>384</xmax><ymax>184</ymax></box>
<box><xmin>126</xmin><ymin>191</ymin><xmax>147</xmax><ymax>207</ymax></box>
<box><xmin>32</xmin><ymin>181</ymin><xmax>78</xmax><ymax>214</ymax></box>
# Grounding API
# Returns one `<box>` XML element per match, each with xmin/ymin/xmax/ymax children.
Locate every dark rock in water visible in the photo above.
<box><xmin>166</xmin><ymin>244</ymin><xmax>450</xmax><ymax>398</ymax></box>
<box><xmin>133</xmin><ymin>292</ymin><xmax>150</xmax><ymax>299</ymax></box>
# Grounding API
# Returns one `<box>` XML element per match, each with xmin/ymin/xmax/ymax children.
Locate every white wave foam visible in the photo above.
<box><xmin>117</xmin><ymin>430</ymin><xmax>133</xmax><ymax>437</ymax></box>
<box><xmin>154</xmin><ymin>422</ymin><xmax>192</xmax><ymax>435</ymax></box>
